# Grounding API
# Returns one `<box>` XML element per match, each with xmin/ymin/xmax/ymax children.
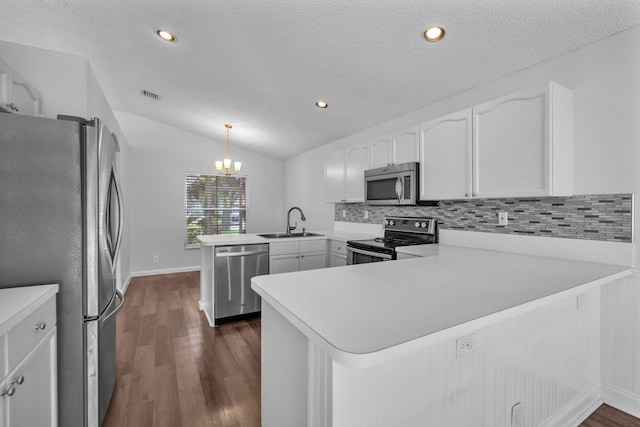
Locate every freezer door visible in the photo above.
<box><xmin>85</xmin><ymin>119</ymin><xmax>124</xmax><ymax>318</ymax></box>
<box><xmin>85</xmin><ymin>289</ymin><xmax>124</xmax><ymax>427</ymax></box>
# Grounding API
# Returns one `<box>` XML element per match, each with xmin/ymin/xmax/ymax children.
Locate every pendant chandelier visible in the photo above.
<box><xmin>215</xmin><ymin>123</ymin><xmax>242</xmax><ymax>175</ymax></box>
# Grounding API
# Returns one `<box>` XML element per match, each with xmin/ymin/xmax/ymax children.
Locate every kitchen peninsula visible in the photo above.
<box><xmin>197</xmin><ymin>230</ymin><xmax>377</xmax><ymax>326</ymax></box>
<box><xmin>251</xmin><ymin>245</ymin><xmax>631</xmax><ymax>427</ymax></box>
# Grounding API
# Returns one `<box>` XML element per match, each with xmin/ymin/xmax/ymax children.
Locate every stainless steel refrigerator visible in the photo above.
<box><xmin>0</xmin><ymin>113</ymin><xmax>125</xmax><ymax>427</ymax></box>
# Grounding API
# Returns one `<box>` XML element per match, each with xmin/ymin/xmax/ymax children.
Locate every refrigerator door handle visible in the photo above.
<box><xmin>101</xmin><ymin>289</ymin><xmax>124</xmax><ymax>326</ymax></box>
<box><xmin>105</xmin><ymin>167</ymin><xmax>124</xmax><ymax>269</ymax></box>
<box><xmin>112</xmin><ymin>168</ymin><xmax>124</xmax><ymax>265</ymax></box>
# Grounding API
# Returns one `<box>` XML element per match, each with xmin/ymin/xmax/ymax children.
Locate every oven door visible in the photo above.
<box><xmin>347</xmin><ymin>246</ymin><xmax>394</xmax><ymax>265</ymax></box>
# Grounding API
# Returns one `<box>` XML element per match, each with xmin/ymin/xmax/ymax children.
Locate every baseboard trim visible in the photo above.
<box><xmin>121</xmin><ymin>274</ymin><xmax>132</xmax><ymax>295</ymax></box>
<box><xmin>602</xmin><ymin>384</ymin><xmax>640</xmax><ymax>419</ymax></box>
<box><xmin>203</xmin><ymin>307</ymin><xmax>215</xmax><ymax>328</ymax></box>
<box><xmin>540</xmin><ymin>382</ymin><xmax>602</xmax><ymax>427</ymax></box>
<box><xmin>130</xmin><ymin>265</ymin><xmax>200</xmax><ymax>278</ymax></box>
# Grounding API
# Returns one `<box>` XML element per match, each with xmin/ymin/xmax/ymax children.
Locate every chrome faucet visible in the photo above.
<box><xmin>286</xmin><ymin>206</ymin><xmax>306</xmax><ymax>235</ymax></box>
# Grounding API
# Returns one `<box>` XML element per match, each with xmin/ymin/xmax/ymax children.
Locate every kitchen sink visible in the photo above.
<box><xmin>258</xmin><ymin>232</ymin><xmax>324</xmax><ymax>239</ymax></box>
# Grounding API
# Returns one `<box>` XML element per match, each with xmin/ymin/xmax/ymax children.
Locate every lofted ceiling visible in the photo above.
<box><xmin>1</xmin><ymin>0</ymin><xmax>640</xmax><ymax>159</ymax></box>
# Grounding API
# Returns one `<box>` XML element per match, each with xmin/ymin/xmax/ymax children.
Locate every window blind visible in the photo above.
<box><xmin>184</xmin><ymin>174</ymin><xmax>247</xmax><ymax>247</ymax></box>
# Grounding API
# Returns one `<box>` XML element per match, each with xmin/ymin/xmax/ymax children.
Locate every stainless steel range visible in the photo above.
<box><xmin>346</xmin><ymin>217</ymin><xmax>438</xmax><ymax>264</ymax></box>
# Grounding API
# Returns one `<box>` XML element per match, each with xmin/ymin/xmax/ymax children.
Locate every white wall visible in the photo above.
<box><xmin>116</xmin><ymin>112</ymin><xmax>285</xmax><ymax>274</ymax></box>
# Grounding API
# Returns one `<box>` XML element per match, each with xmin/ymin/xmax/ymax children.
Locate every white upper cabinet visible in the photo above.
<box><xmin>324</xmin><ymin>150</ymin><xmax>345</xmax><ymax>203</ymax></box>
<box><xmin>369</xmin><ymin>127</ymin><xmax>420</xmax><ymax>169</ymax></box>
<box><xmin>419</xmin><ymin>109</ymin><xmax>472</xmax><ymax>200</ymax></box>
<box><xmin>419</xmin><ymin>82</ymin><xmax>573</xmax><ymax>201</ymax></box>
<box><xmin>392</xmin><ymin>126</ymin><xmax>420</xmax><ymax>164</ymax></box>
<box><xmin>9</xmin><ymin>68</ymin><xmax>41</xmax><ymax>117</ymax></box>
<box><xmin>472</xmin><ymin>82</ymin><xmax>572</xmax><ymax>198</ymax></box>
<box><xmin>324</xmin><ymin>143</ymin><xmax>369</xmax><ymax>203</ymax></box>
<box><xmin>0</xmin><ymin>58</ymin><xmax>10</xmax><ymax>112</ymax></box>
<box><xmin>344</xmin><ymin>143</ymin><xmax>369</xmax><ymax>202</ymax></box>
<box><xmin>0</xmin><ymin>57</ymin><xmax>41</xmax><ymax>117</ymax></box>
<box><xmin>369</xmin><ymin>135</ymin><xmax>392</xmax><ymax>169</ymax></box>
<box><xmin>325</xmin><ymin>143</ymin><xmax>369</xmax><ymax>203</ymax></box>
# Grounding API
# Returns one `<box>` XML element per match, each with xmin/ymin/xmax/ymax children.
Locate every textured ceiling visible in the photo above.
<box><xmin>1</xmin><ymin>0</ymin><xmax>640</xmax><ymax>159</ymax></box>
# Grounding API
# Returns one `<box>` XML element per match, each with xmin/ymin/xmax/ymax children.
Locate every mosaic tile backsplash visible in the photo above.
<box><xmin>335</xmin><ymin>194</ymin><xmax>633</xmax><ymax>243</ymax></box>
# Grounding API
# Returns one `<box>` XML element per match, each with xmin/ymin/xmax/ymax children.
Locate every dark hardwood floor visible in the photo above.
<box><xmin>103</xmin><ymin>271</ymin><xmax>261</xmax><ymax>427</ymax></box>
<box><xmin>104</xmin><ymin>272</ymin><xmax>640</xmax><ymax>427</ymax></box>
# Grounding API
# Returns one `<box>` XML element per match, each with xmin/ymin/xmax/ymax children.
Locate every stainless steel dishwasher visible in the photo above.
<box><xmin>214</xmin><ymin>243</ymin><xmax>269</xmax><ymax>324</ymax></box>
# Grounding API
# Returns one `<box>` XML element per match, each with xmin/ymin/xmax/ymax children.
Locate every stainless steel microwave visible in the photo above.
<box><xmin>364</xmin><ymin>162</ymin><xmax>418</xmax><ymax>205</ymax></box>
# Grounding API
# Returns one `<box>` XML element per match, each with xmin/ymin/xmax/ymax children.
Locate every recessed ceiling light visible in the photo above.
<box><xmin>156</xmin><ymin>29</ymin><xmax>176</xmax><ymax>42</ymax></box>
<box><xmin>315</xmin><ymin>101</ymin><xmax>328</xmax><ymax>108</ymax></box>
<box><xmin>423</xmin><ymin>26</ymin><xmax>445</xmax><ymax>42</ymax></box>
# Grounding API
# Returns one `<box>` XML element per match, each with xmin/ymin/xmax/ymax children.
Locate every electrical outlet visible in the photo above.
<box><xmin>364</xmin><ymin>210</ymin><xmax>369</xmax><ymax>219</ymax></box>
<box><xmin>511</xmin><ymin>401</ymin><xmax>523</xmax><ymax>427</ymax></box>
<box><xmin>498</xmin><ymin>212</ymin><xmax>509</xmax><ymax>226</ymax></box>
<box><xmin>577</xmin><ymin>293</ymin><xmax>587</xmax><ymax>310</ymax></box>
<box><xmin>455</xmin><ymin>333</ymin><xmax>475</xmax><ymax>358</ymax></box>
<box><xmin>153</xmin><ymin>256</ymin><xmax>159</xmax><ymax>263</ymax></box>
<box><xmin>342</xmin><ymin>209</ymin><xmax>347</xmax><ymax>218</ymax></box>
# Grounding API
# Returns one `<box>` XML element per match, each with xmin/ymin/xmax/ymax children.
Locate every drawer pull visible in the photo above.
<box><xmin>35</xmin><ymin>322</ymin><xmax>47</xmax><ymax>330</ymax></box>
<box><xmin>1</xmin><ymin>386</ymin><xmax>15</xmax><ymax>397</ymax></box>
<box><xmin>13</xmin><ymin>376</ymin><xmax>25</xmax><ymax>385</ymax></box>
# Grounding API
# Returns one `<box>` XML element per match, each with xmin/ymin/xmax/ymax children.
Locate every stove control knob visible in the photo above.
<box><xmin>421</xmin><ymin>222</ymin><xmax>427</xmax><ymax>228</ymax></box>
<box><xmin>414</xmin><ymin>222</ymin><xmax>420</xmax><ymax>228</ymax></box>
<box><xmin>389</xmin><ymin>220</ymin><xmax>395</xmax><ymax>226</ymax></box>
<box><xmin>384</xmin><ymin>220</ymin><xmax>388</xmax><ymax>226</ymax></box>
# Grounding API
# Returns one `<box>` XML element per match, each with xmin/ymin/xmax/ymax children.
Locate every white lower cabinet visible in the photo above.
<box><xmin>0</xmin><ymin>285</ymin><xmax>58</xmax><ymax>427</ymax></box>
<box><xmin>328</xmin><ymin>240</ymin><xmax>347</xmax><ymax>267</ymax></box>
<box><xmin>269</xmin><ymin>240</ymin><xmax>327</xmax><ymax>274</ymax></box>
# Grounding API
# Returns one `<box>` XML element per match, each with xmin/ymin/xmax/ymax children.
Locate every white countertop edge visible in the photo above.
<box><xmin>255</xmin><ymin>269</ymin><xmax>631</xmax><ymax>369</ymax></box>
<box><xmin>197</xmin><ymin>230</ymin><xmax>378</xmax><ymax>246</ymax></box>
<box><xmin>440</xmin><ymin>229</ymin><xmax>634</xmax><ymax>266</ymax></box>
<box><xmin>0</xmin><ymin>284</ymin><xmax>59</xmax><ymax>335</ymax></box>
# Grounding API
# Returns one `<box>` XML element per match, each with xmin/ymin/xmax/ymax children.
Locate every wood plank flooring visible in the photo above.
<box><xmin>103</xmin><ymin>272</ymin><xmax>640</xmax><ymax>427</ymax></box>
<box><xmin>103</xmin><ymin>271</ymin><xmax>261</xmax><ymax>427</ymax></box>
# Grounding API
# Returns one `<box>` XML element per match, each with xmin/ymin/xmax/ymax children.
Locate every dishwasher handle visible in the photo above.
<box><xmin>215</xmin><ymin>249</ymin><xmax>269</xmax><ymax>258</ymax></box>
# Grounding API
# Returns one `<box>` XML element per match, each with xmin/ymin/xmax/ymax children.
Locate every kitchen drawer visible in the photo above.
<box><xmin>7</xmin><ymin>296</ymin><xmax>56</xmax><ymax>373</ymax></box>
<box><xmin>330</xmin><ymin>240</ymin><xmax>347</xmax><ymax>256</ymax></box>
<box><xmin>300</xmin><ymin>239</ymin><xmax>326</xmax><ymax>253</ymax></box>
<box><xmin>269</xmin><ymin>241</ymin><xmax>299</xmax><ymax>255</ymax></box>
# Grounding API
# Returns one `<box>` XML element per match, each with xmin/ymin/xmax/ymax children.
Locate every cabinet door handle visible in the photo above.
<box><xmin>12</xmin><ymin>376</ymin><xmax>25</xmax><ymax>385</ymax></box>
<box><xmin>35</xmin><ymin>322</ymin><xmax>47</xmax><ymax>330</ymax></box>
<box><xmin>472</xmin><ymin>192</ymin><xmax>478</xmax><ymax>196</ymax></box>
<box><xmin>1</xmin><ymin>386</ymin><xmax>15</xmax><ymax>397</ymax></box>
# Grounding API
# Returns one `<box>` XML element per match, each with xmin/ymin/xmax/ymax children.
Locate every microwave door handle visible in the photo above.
<box><xmin>395</xmin><ymin>177</ymin><xmax>403</xmax><ymax>204</ymax></box>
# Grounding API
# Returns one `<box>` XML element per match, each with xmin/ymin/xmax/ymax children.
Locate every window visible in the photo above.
<box><xmin>184</xmin><ymin>173</ymin><xmax>247</xmax><ymax>247</ymax></box>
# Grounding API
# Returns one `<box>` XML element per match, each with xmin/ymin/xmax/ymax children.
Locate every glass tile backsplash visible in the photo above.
<box><xmin>335</xmin><ymin>194</ymin><xmax>633</xmax><ymax>242</ymax></box>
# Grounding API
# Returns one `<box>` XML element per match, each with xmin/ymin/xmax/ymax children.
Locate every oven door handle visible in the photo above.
<box><xmin>347</xmin><ymin>246</ymin><xmax>394</xmax><ymax>260</ymax></box>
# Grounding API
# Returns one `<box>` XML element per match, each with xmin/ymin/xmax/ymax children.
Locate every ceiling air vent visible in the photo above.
<box><xmin>140</xmin><ymin>89</ymin><xmax>161</xmax><ymax>101</ymax></box>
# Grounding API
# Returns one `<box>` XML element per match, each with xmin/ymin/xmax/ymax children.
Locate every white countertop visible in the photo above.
<box><xmin>251</xmin><ymin>245</ymin><xmax>631</xmax><ymax>367</ymax></box>
<box><xmin>197</xmin><ymin>230</ymin><xmax>379</xmax><ymax>246</ymax></box>
<box><xmin>395</xmin><ymin>243</ymin><xmax>440</xmax><ymax>257</ymax></box>
<box><xmin>0</xmin><ymin>284</ymin><xmax>59</xmax><ymax>334</ymax></box>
